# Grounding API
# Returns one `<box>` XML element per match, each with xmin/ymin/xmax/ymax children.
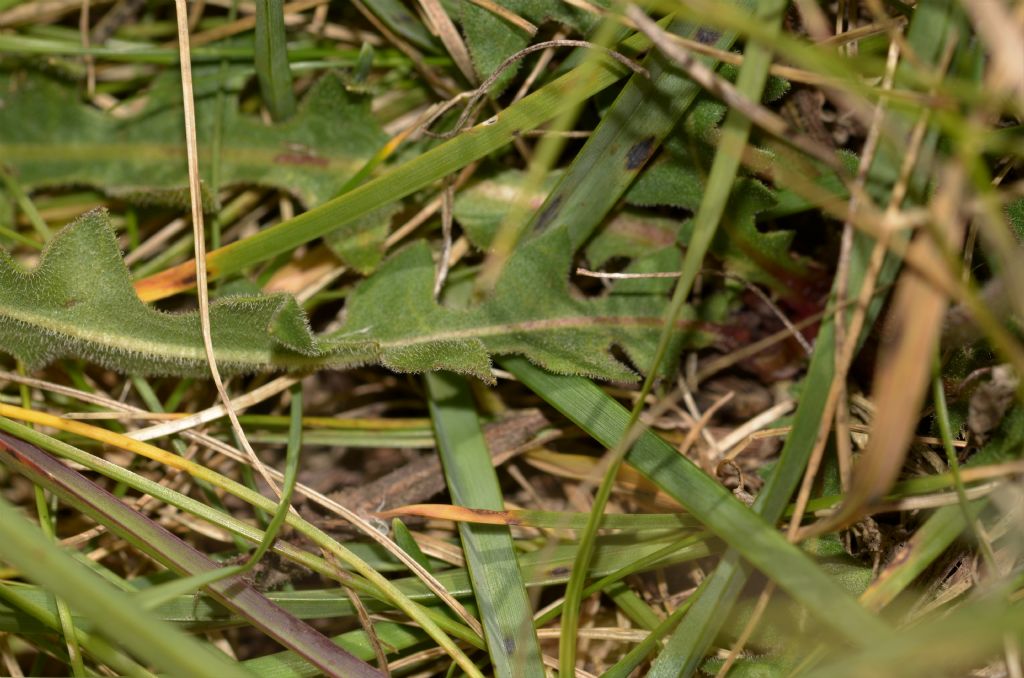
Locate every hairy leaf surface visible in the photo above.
<box><xmin>459</xmin><ymin>0</ymin><xmax>598</xmax><ymax>90</ymax></box>
<box><xmin>455</xmin><ymin>166</ymin><xmax>813</xmax><ymax>297</ymax></box>
<box><xmin>0</xmin><ymin>210</ymin><xmax>705</xmax><ymax>381</ymax></box>
<box><xmin>0</xmin><ymin>72</ymin><xmax>385</xmax><ymax>208</ymax></box>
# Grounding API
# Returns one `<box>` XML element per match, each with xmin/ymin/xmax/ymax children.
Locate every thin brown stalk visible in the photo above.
<box><xmin>716</xmin><ymin>581</ymin><xmax>775</xmax><ymax>677</ymax></box>
<box><xmin>513</xmin><ymin>31</ymin><xmax>565</xmax><ymax>103</ymax></box>
<box><xmin>833</xmin><ymin>33</ymin><xmax>902</xmax><ymax>492</ymax></box>
<box><xmin>172</xmin><ymin>0</ymin><xmax>282</xmax><ymax>499</ymax></box>
<box><xmin>79</xmin><ymin>0</ymin><xmax>95</xmax><ymax>96</ymax></box>
<box><xmin>416</xmin><ymin>0</ymin><xmax>477</xmax><ymax>84</ymax></box>
<box><xmin>789</xmin><ymin>35</ymin><xmax>957</xmax><ymax>541</ymax></box>
<box><xmin>432</xmin><ymin>182</ymin><xmax>455</xmax><ymax>298</ymax></box>
<box><xmin>793</xmin><ymin>0</ymin><xmax>832</xmax><ymax>42</ymax></box>
<box><xmin>0</xmin><ymin>383</ymin><xmax>485</xmax><ymax>637</ymax></box>
<box><xmin>466</xmin><ymin>0</ymin><xmax>536</xmax><ymax>35</ymax></box>
<box><xmin>425</xmin><ymin>39</ymin><xmax>648</xmax><ymax>139</ymax></box>
<box><xmin>173</xmin><ymin>0</ymin><xmax>326</xmax><ymax>48</ymax></box>
<box><xmin>627</xmin><ymin>7</ymin><xmax>842</xmax><ymax>171</ymax></box>
<box><xmin>352</xmin><ymin>0</ymin><xmax>457</xmax><ymax>97</ymax></box>
<box><xmin>577</xmin><ymin>267</ymin><xmax>813</xmax><ymax>354</ymax></box>
<box><xmin>325</xmin><ymin>552</ymin><xmax>391</xmax><ymax>676</ymax></box>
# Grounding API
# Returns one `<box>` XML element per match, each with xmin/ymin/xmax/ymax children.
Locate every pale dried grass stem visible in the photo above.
<box><xmin>832</xmin><ymin>33</ymin><xmax>902</xmax><ymax>491</ymax></box>
<box><xmin>173</xmin><ymin>0</ymin><xmax>282</xmax><ymax>498</ymax></box>
<box><xmin>425</xmin><ymin>39</ymin><xmax>648</xmax><ymax>139</ymax></box>
<box><xmin>627</xmin><ymin>6</ymin><xmax>841</xmax><ymax>171</ymax></box>
<box><xmin>466</xmin><ymin>0</ymin><xmax>536</xmax><ymax>35</ymax></box>
<box><xmin>416</xmin><ymin>0</ymin><xmax>477</xmax><ymax>84</ymax></box>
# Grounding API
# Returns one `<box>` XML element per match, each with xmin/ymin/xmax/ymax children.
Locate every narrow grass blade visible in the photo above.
<box><xmin>0</xmin><ymin>530</ymin><xmax>714</xmax><ymax>632</ymax></box>
<box><xmin>134</xmin><ymin>30</ymin><xmax>656</xmax><ymax>300</ymax></box>
<box><xmin>392</xmin><ymin>518</ymin><xmax>435</xmax><ymax>573</ymax></box>
<box><xmin>0</xmin><ymin>409</ymin><xmax>489</xmax><ymax>668</ymax></box>
<box><xmin>140</xmin><ymin>381</ymin><xmax>305</xmax><ymax>611</ymax></box>
<box><xmin>857</xmin><ymin>414</ymin><xmax>1021</xmax><ymax>610</ymax></box>
<box><xmin>526</xmin><ymin>10</ymin><xmax>750</xmax><ymax>250</ymax></box>
<box><xmin>243</xmin><ymin>381</ymin><xmax>303</xmax><ymax>566</ymax></box>
<box><xmin>0</xmin><ymin>583</ymin><xmax>153</xmax><ymax>676</ymax></box>
<box><xmin>362</xmin><ymin>0</ymin><xmax>439</xmax><ymax>52</ymax></box>
<box><xmin>378</xmin><ymin>504</ymin><xmax>698</xmax><ymax>530</ymax></box>
<box><xmin>546</xmin><ymin>1</ymin><xmax>776</xmax><ymax>670</ymax></box>
<box><xmin>31</xmin><ymin>482</ymin><xmax>84</xmax><ymax>675</ymax></box>
<box><xmin>805</xmin><ymin>598</ymin><xmax>1024</xmax><ymax>678</ymax></box>
<box><xmin>0</xmin><ymin>492</ymin><xmax>252</xmax><ymax>678</ymax></box>
<box><xmin>426</xmin><ymin>372</ymin><xmax>544</xmax><ymax>678</ymax></box>
<box><xmin>631</xmin><ymin>0</ymin><xmax>785</xmax><ymax>672</ymax></box>
<box><xmin>646</xmin><ymin>0</ymin><xmax>961</xmax><ymax>669</ymax></box>
<box><xmin>243</xmin><ymin>621</ymin><xmax>430</xmax><ymax>678</ymax></box>
<box><xmin>253</xmin><ymin>0</ymin><xmax>296</xmax><ymax>121</ymax></box>
<box><xmin>0</xmin><ymin>431</ymin><xmax>382</xmax><ymax>678</ymax></box>
<box><xmin>502</xmin><ymin>357</ymin><xmax>891</xmax><ymax>647</ymax></box>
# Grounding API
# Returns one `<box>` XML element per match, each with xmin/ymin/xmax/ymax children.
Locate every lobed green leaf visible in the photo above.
<box><xmin>0</xmin><ymin>71</ymin><xmax>385</xmax><ymax>209</ymax></box>
<box><xmin>0</xmin><ymin>210</ymin><xmax>708</xmax><ymax>381</ymax></box>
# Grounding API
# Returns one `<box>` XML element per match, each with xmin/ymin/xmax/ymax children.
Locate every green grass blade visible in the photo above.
<box><xmin>805</xmin><ymin>598</ymin><xmax>1024</xmax><ymax>678</ymax></box>
<box><xmin>383</xmin><ymin>505</ymin><xmax>698</xmax><ymax>530</ymax></box>
<box><xmin>0</xmin><ymin>531</ymin><xmax>713</xmax><ymax>632</ymax></box>
<box><xmin>857</xmin><ymin>414</ymin><xmax>1022</xmax><ymax>611</ymax></box>
<box><xmin>242</xmin><ymin>621</ymin><xmax>430</xmax><ymax>678</ymax></box>
<box><xmin>392</xmin><ymin>519</ymin><xmax>435</xmax><ymax>573</ymax></box>
<box><xmin>244</xmin><ymin>381</ymin><xmax>303</xmax><ymax>566</ymax></box>
<box><xmin>426</xmin><ymin>372</ymin><xmax>544</xmax><ymax>678</ymax></box>
<box><xmin>0</xmin><ymin>492</ymin><xmax>252</xmax><ymax>678</ymax></box>
<box><xmin>0</xmin><ymin>430</ymin><xmax>382</xmax><ymax>677</ymax></box>
<box><xmin>502</xmin><ymin>357</ymin><xmax>891</xmax><ymax>647</ymax></box>
<box><xmin>635</xmin><ymin>0</ymin><xmax>785</xmax><ymax>672</ymax></box>
<box><xmin>0</xmin><ymin>411</ymin><xmax>483</xmax><ymax>670</ymax></box>
<box><xmin>361</xmin><ymin>0</ymin><xmax>439</xmax><ymax>52</ymax></box>
<box><xmin>139</xmin><ymin>381</ymin><xmax>303</xmax><ymax>611</ymax></box>
<box><xmin>32</xmin><ymin>489</ymin><xmax>86</xmax><ymax>676</ymax></box>
<box><xmin>253</xmin><ymin>0</ymin><xmax>296</xmax><ymax>121</ymax></box>
<box><xmin>602</xmin><ymin>582</ymin><xmax>705</xmax><ymax>678</ymax></box>
<box><xmin>647</xmin><ymin>0</ymin><xmax>962</xmax><ymax>669</ymax></box>
<box><xmin>137</xmin><ymin>29</ymin><xmax>657</xmax><ymax>298</ymax></box>
<box><xmin>0</xmin><ymin>583</ymin><xmax>151</xmax><ymax>676</ymax></box>
<box><xmin>550</xmin><ymin>2</ymin><xmax>774</xmax><ymax>671</ymax></box>
<box><xmin>525</xmin><ymin>10</ymin><xmax>750</xmax><ymax>250</ymax></box>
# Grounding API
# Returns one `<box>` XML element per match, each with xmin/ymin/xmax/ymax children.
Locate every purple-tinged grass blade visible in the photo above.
<box><xmin>0</xmin><ymin>431</ymin><xmax>382</xmax><ymax>678</ymax></box>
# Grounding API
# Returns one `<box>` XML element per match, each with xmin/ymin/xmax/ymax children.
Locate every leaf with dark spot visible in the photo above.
<box><xmin>625</xmin><ymin>135</ymin><xmax>657</xmax><ymax>170</ymax></box>
<box><xmin>696</xmin><ymin>27</ymin><xmax>722</xmax><ymax>44</ymax></box>
<box><xmin>0</xmin><ymin>71</ymin><xmax>386</xmax><ymax>209</ymax></box>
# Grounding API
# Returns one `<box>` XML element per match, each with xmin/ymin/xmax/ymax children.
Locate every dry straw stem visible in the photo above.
<box><xmin>799</xmin><ymin>163</ymin><xmax>969</xmax><ymax>539</ymax></box>
<box><xmin>178</xmin><ymin>0</ymin><xmax>327</xmax><ymax>48</ymax></box>
<box><xmin>424</xmin><ymin>40</ymin><xmax>648</xmax><ymax>140</ymax></box>
<box><xmin>787</xmin><ymin>49</ymin><xmax>941</xmax><ymax>541</ymax></box>
<box><xmin>0</xmin><ymin>400</ymin><xmax>486</xmax><ymax>657</ymax></box>
<box><xmin>960</xmin><ymin>0</ymin><xmax>1024</xmax><ymax>110</ymax></box>
<box><xmin>0</xmin><ymin>370</ymin><xmax>482</xmax><ymax>639</ymax></box>
<box><xmin>513</xmin><ymin>30</ymin><xmax>566</xmax><ymax>102</ymax></box>
<box><xmin>695</xmin><ymin>291</ymin><xmax>889</xmax><ymax>384</ymax></box>
<box><xmin>764</xmin><ymin>154</ymin><xmax>1024</xmax><ymax>381</ymax></box>
<box><xmin>832</xmin><ymin>31</ymin><xmax>903</xmax><ymax>491</ymax></box>
<box><xmin>352</xmin><ymin>0</ymin><xmax>457</xmax><ymax>97</ymax></box>
<box><xmin>466</xmin><ymin>0</ymin><xmax>537</xmax><ymax>35</ymax></box>
<box><xmin>415</xmin><ymin>0</ymin><xmax>476</xmax><ymax>84</ymax></box>
<box><xmin>576</xmin><ymin>268</ymin><xmax>812</xmax><ymax>354</ymax></box>
<box><xmin>626</xmin><ymin>7</ymin><xmax>840</xmax><ymax>171</ymax></box>
<box><xmin>126</xmin><ymin>375</ymin><xmax>299</xmax><ymax>441</ymax></box>
<box><xmin>659</xmin><ymin>17</ymin><xmax>909</xmax><ymax>90</ymax></box>
<box><xmin>0</xmin><ymin>0</ymin><xmax>106</xmax><ymax>27</ymax></box>
<box><xmin>172</xmin><ymin>0</ymin><xmax>282</xmax><ymax>500</ymax></box>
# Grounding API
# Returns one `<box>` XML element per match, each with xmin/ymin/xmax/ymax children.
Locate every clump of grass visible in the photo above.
<box><xmin>0</xmin><ymin>0</ymin><xmax>1021</xmax><ymax>676</ymax></box>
